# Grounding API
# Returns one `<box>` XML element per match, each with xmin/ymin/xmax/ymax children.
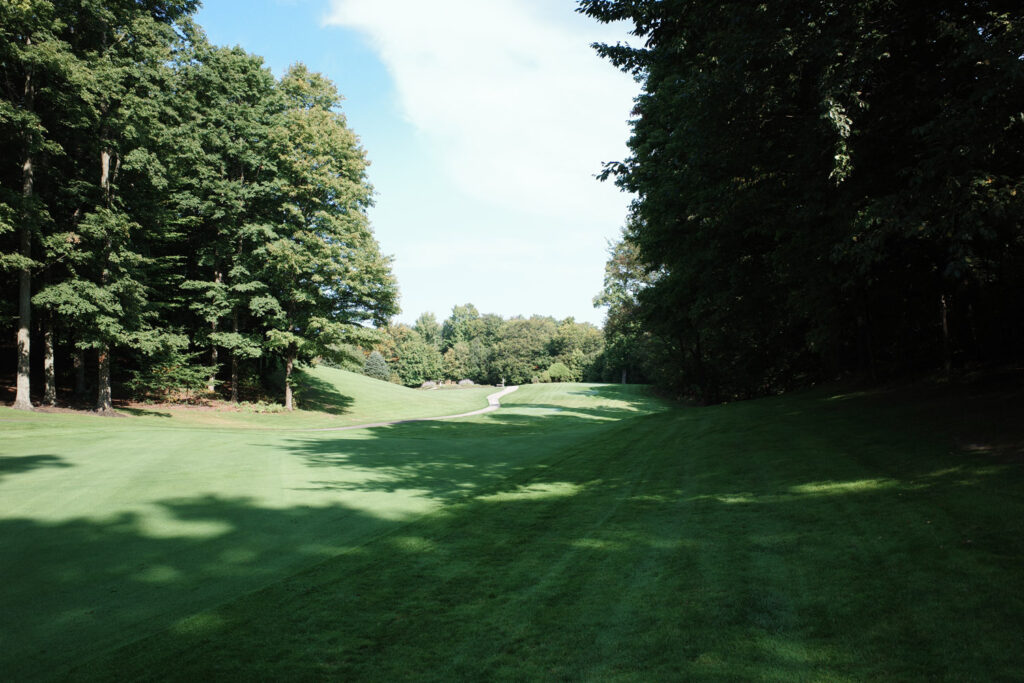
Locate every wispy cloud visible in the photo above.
<box><xmin>323</xmin><ymin>0</ymin><xmax>638</xmax><ymax>223</ymax></box>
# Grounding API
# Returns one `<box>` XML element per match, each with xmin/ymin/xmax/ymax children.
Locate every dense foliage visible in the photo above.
<box><xmin>379</xmin><ymin>304</ymin><xmax>605</xmax><ymax>386</ymax></box>
<box><xmin>583</xmin><ymin>0</ymin><xmax>1024</xmax><ymax>401</ymax></box>
<box><xmin>1</xmin><ymin>2</ymin><xmax>397</xmax><ymax>410</ymax></box>
<box><xmin>592</xmin><ymin>228</ymin><xmax>667</xmax><ymax>385</ymax></box>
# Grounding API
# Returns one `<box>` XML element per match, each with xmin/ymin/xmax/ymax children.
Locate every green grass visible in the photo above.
<box><xmin>0</xmin><ymin>365</ymin><xmax>497</xmax><ymax>431</ymax></box>
<box><xmin>1</xmin><ymin>375</ymin><xmax>1022</xmax><ymax>680</ymax></box>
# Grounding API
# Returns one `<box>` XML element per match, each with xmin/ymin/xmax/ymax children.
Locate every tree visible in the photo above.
<box><xmin>546</xmin><ymin>362</ymin><xmax>572</xmax><ymax>383</ymax></box>
<box><xmin>414</xmin><ymin>311</ymin><xmax>442</xmax><ymax>349</ymax></box>
<box><xmin>261</xmin><ymin>65</ymin><xmax>398</xmax><ymax>410</ymax></box>
<box><xmin>170</xmin><ymin>40</ymin><xmax>281</xmax><ymax>402</ymax></box>
<box><xmin>549</xmin><ymin>317</ymin><xmax>603</xmax><ymax>381</ymax></box>
<box><xmin>26</xmin><ymin>0</ymin><xmax>199</xmax><ymax>412</ymax></box>
<box><xmin>0</xmin><ymin>1</ymin><xmax>60</xmax><ymax>410</ymax></box>
<box><xmin>2</xmin><ymin>4</ymin><xmax>402</xmax><ymax>413</ymax></box>
<box><xmin>580</xmin><ymin>0</ymin><xmax>1024</xmax><ymax>400</ymax></box>
<box><xmin>593</xmin><ymin>230</ymin><xmax>663</xmax><ymax>384</ymax></box>
<box><xmin>363</xmin><ymin>350</ymin><xmax>390</xmax><ymax>381</ymax></box>
<box><xmin>441</xmin><ymin>303</ymin><xmax>480</xmax><ymax>350</ymax></box>
<box><xmin>393</xmin><ymin>331</ymin><xmax>443</xmax><ymax>386</ymax></box>
<box><xmin>442</xmin><ymin>339</ymin><xmax>489</xmax><ymax>382</ymax></box>
<box><xmin>442</xmin><ymin>341</ymin><xmax>471</xmax><ymax>381</ymax></box>
<box><xmin>489</xmin><ymin>316</ymin><xmax>557</xmax><ymax>385</ymax></box>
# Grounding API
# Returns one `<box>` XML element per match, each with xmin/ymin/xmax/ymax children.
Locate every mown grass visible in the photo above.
<box><xmin>0</xmin><ymin>365</ymin><xmax>496</xmax><ymax>431</ymax></box>
<box><xmin>2</xmin><ymin>376</ymin><xmax>1022</xmax><ymax>680</ymax></box>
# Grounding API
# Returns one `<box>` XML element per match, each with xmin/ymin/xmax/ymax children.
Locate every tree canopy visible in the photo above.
<box><xmin>582</xmin><ymin>0</ymin><xmax>1024</xmax><ymax>401</ymax></box>
<box><xmin>1</xmin><ymin>6</ymin><xmax>396</xmax><ymax>410</ymax></box>
<box><xmin>377</xmin><ymin>306</ymin><xmax>605</xmax><ymax>387</ymax></box>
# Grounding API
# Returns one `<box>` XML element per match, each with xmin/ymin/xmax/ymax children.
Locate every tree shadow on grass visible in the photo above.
<box><xmin>0</xmin><ymin>454</ymin><xmax>72</xmax><ymax>481</ymax></box>
<box><xmin>28</xmin><ymin>421</ymin><xmax>1023</xmax><ymax>680</ymax></box>
<box><xmin>566</xmin><ymin>383</ymin><xmax>661</xmax><ymax>401</ymax></box>
<box><xmin>293</xmin><ymin>369</ymin><xmax>355</xmax><ymax>415</ymax></box>
<box><xmin>116</xmin><ymin>406</ymin><xmax>173</xmax><ymax>418</ymax></box>
<box><xmin>500</xmin><ymin>402</ymin><xmax>655</xmax><ymax>421</ymax></box>
<box><xmin>3</xmin><ymin>384</ymin><xmax>1023</xmax><ymax>680</ymax></box>
<box><xmin>0</xmin><ymin>495</ymin><xmax>397</xmax><ymax>681</ymax></box>
<box><xmin>280</xmin><ymin>407</ymin><xmax>656</xmax><ymax>502</ymax></box>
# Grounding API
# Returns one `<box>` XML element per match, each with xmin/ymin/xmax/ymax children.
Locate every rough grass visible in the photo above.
<box><xmin>1</xmin><ymin>375</ymin><xmax>1022</xmax><ymax>680</ymax></box>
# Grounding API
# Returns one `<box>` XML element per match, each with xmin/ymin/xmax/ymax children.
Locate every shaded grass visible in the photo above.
<box><xmin>0</xmin><ymin>382</ymin><xmax>666</xmax><ymax>679</ymax></box>
<box><xmin>2</xmin><ymin>380</ymin><xmax>1023</xmax><ymax>680</ymax></box>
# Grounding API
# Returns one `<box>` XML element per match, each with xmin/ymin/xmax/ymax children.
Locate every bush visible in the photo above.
<box><xmin>238</xmin><ymin>400</ymin><xmax>287</xmax><ymax>414</ymax></box>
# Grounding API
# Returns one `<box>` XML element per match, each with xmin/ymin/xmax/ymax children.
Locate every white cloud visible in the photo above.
<box><xmin>323</xmin><ymin>0</ymin><xmax>638</xmax><ymax>223</ymax></box>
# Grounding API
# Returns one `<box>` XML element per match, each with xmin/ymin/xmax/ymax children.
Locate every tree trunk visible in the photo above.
<box><xmin>74</xmin><ymin>349</ymin><xmax>86</xmax><ymax>395</ymax></box>
<box><xmin>231</xmin><ymin>355</ymin><xmax>240</xmax><ymax>403</ymax></box>
<box><xmin>230</xmin><ymin>311</ymin><xmax>239</xmax><ymax>404</ymax></box>
<box><xmin>856</xmin><ymin>297</ymin><xmax>877</xmax><ymax>381</ymax></box>
<box><xmin>101</xmin><ymin>148</ymin><xmax>113</xmax><ymax>206</ymax></box>
<box><xmin>14</xmin><ymin>221</ymin><xmax>32</xmax><ymax>410</ymax></box>
<box><xmin>208</xmin><ymin>327</ymin><xmax>218</xmax><ymax>393</ymax></box>
<box><xmin>691</xmin><ymin>332</ymin><xmax>709</xmax><ymax>404</ymax></box>
<box><xmin>96</xmin><ymin>147</ymin><xmax>115</xmax><ymax>414</ymax></box>
<box><xmin>97</xmin><ymin>345</ymin><xmax>113</xmax><ymax>412</ymax></box>
<box><xmin>284</xmin><ymin>349</ymin><xmax>295</xmax><ymax>411</ymax></box>
<box><xmin>208</xmin><ymin>270</ymin><xmax>222</xmax><ymax>392</ymax></box>
<box><xmin>43</xmin><ymin>316</ymin><xmax>56</xmax><ymax>406</ymax></box>
<box><xmin>967</xmin><ymin>301</ymin><xmax>981</xmax><ymax>363</ymax></box>
<box><xmin>13</xmin><ymin>56</ymin><xmax>35</xmax><ymax>411</ymax></box>
<box><xmin>940</xmin><ymin>293</ymin><xmax>953</xmax><ymax>378</ymax></box>
<box><xmin>620</xmin><ymin>367</ymin><xmax>627</xmax><ymax>385</ymax></box>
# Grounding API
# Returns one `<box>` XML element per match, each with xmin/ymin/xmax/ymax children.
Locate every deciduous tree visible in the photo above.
<box><xmin>261</xmin><ymin>65</ymin><xmax>397</xmax><ymax>410</ymax></box>
<box><xmin>581</xmin><ymin>0</ymin><xmax>1024</xmax><ymax>399</ymax></box>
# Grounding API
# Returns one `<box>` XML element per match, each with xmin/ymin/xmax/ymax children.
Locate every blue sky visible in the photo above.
<box><xmin>194</xmin><ymin>0</ymin><xmax>638</xmax><ymax>326</ymax></box>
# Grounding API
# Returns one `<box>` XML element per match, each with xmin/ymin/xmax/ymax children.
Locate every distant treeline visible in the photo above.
<box><xmin>357</xmin><ymin>305</ymin><xmax>609</xmax><ymax>387</ymax></box>
<box><xmin>584</xmin><ymin>1</ymin><xmax>1024</xmax><ymax>402</ymax></box>
<box><xmin>1</xmin><ymin>2</ymin><xmax>397</xmax><ymax>410</ymax></box>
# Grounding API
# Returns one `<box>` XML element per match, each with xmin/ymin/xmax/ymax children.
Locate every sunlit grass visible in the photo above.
<box><xmin>477</xmin><ymin>481</ymin><xmax>584</xmax><ymax>502</ymax></box>
<box><xmin>0</xmin><ymin>365</ymin><xmax>498</xmax><ymax>431</ymax></box>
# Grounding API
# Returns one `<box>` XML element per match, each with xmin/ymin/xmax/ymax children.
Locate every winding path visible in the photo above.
<box><xmin>304</xmin><ymin>385</ymin><xmax>519</xmax><ymax>432</ymax></box>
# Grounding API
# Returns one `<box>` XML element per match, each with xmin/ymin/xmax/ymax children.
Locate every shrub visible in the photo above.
<box><xmin>238</xmin><ymin>400</ymin><xmax>287</xmax><ymax>414</ymax></box>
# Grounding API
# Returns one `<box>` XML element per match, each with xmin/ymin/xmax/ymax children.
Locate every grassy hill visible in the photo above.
<box><xmin>1</xmin><ymin>372</ymin><xmax>1022</xmax><ymax>680</ymax></box>
<box><xmin>266</xmin><ymin>364</ymin><xmax>501</xmax><ymax>428</ymax></box>
<box><xmin>0</xmin><ymin>365</ymin><xmax>498</xmax><ymax>431</ymax></box>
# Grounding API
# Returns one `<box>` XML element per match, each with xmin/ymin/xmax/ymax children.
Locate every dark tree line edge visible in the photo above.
<box><xmin>583</xmin><ymin>0</ymin><xmax>1024</xmax><ymax>402</ymax></box>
